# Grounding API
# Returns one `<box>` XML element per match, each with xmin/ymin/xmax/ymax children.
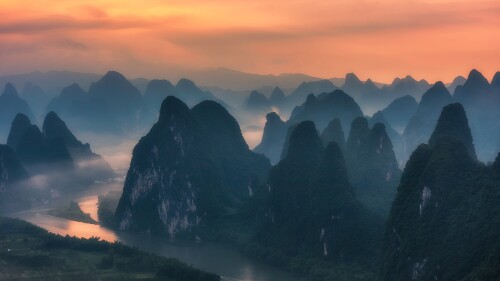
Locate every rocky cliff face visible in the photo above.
<box><xmin>115</xmin><ymin>96</ymin><xmax>270</xmax><ymax>236</ymax></box>
<box><xmin>257</xmin><ymin>121</ymin><xmax>381</xmax><ymax>260</ymax></box>
<box><xmin>381</xmin><ymin>103</ymin><xmax>500</xmax><ymax>280</ymax></box>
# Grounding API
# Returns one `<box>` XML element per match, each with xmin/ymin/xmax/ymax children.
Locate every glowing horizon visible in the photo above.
<box><xmin>1</xmin><ymin>0</ymin><xmax>499</xmax><ymax>83</ymax></box>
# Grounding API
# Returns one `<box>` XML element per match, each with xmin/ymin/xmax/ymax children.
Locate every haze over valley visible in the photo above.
<box><xmin>1</xmin><ymin>1</ymin><xmax>500</xmax><ymax>280</ymax></box>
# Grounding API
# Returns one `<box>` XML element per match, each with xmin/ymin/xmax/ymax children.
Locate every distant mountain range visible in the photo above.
<box><xmin>2</xmin><ymin>67</ymin><xmax>497</xmax><ymax>167</ymax></box>
<box><xmin>0</xmin><ymin>69</ymin><xmax>472</xmax><ymax>132</ymax></box>
<box><xmin>402</xmin><ymin>69</ymin><xmax>500</xmax><ymax>163</ymax></box>
<box><xmin>0</xmin><ymin>68</ymin><xmax>323</xmax><ymax>94</ymax></box>
<box><xmin>251</xmin><ymin>69</ymin><xmax>500</xmax><ymax>170</ymax></box>
<box><xmin>110</xmin><ymin>90</ymin><xmax>500</xmax><ymax>280</ymax></box>
<box><xmin>0</xmin><ymin>110</ymin><xmax>115</xmax><ymax>213</ymax></box>
<box><xmin>0</xmin><ymin>84</ymin><xmax>34</xmax><ymax>139</ymax></box>
<box><xmin>7</xmin><ymin>111</ymin><xmax>114</xmax><ymax>180</ymax></box>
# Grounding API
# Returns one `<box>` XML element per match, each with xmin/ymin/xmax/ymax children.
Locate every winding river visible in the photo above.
<box><xmin>8</xmin><ymin>190</ymin><xmax>302</xmax><ymax>281</ymax></box>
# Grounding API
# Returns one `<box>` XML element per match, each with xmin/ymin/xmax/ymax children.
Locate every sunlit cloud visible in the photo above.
<box><xmin>0</xmin><ymin>0</ymin><xmax>499</xmax><ymax>82</ymax></box>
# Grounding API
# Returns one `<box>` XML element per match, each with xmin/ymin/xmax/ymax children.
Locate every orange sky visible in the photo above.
<box><xmin>1</xmin><ymin>0</ymin><xmax>499</xmax><ymax>83</ymax></box>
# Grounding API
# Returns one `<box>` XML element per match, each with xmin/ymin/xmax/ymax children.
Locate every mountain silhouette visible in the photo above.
<box><xmin>452</xmin><ymin>69</ymin><xmax>498</xmax><ymax>161</ymax></box>
<box><xmin>0</xmin><ymin>145</ymin><xmax>29</xmax><ymax>212</ymax></box>
<box><xmin>115</xmin><ymin>96</ymin><xmax>270</xmax><ymax>236</ymax></box>
<box><xmin>47</xmin><ymin>71</ymin><xmax>154</xmax><ymax>134</ymax></box>
<box><xmin>243</xmin><ymin>90</ymin><xmax>271</xmax><ymax>113</ymax></box>
<box><xmin>284</xmin><ymin>80</ymin><xmax>337</xmax><ymax>112</ymax></box>
<box><xmin>403</xmin><ymin>82</ymin><xmax>452</xmax><ymax>164</ymax></box>
<box><xmin>382</xmin><ymin>105</ymin><xmax>500</xmax><ymax>280</ymax></box>
<box><xmin>385</xmin><ymin>75</ymin><xmax>430</xmax><ymax>99</ymax></box>
<box><xmin>320</xmin><ymin>118</ymin><xmax>346</xmax><ymax>151</ymax></box>
<box><xmin>257</xmin><ymin>121</ymin><xmax>381</xmax><ymax>261</ymax></box>
<box><xmin>381</xmin><ymin>95</ymin><xmax>418</xmax><ymax>133</ymax></box>
<box><xmin>428</xmin><ymin>103</ymin><xmax>476</xmax><ymax>159</ymax></box>
<box><xmin>269</xmin><ymin>87</ymin><xmax>286</xmax><ymax>106</ymax></box>
<box><xmin>254</xmin><ymin>112</ymin><xmax>288</xmax><ymax>164</ymax></box>
<box><xmin>143</xmin><ymin>79</ymin><xmax>176</xmax><ymax>114</ymax></box>
<box><xmin>345</xmin><ymin>117</ymin><xmax>401</xmax><ymax>216</ymax></box>
<box><xmin>0</xmin><ymin>83</ymin><xmax>34</xmax><ymax>138</ymax></box>
<box><xmin>288</xmin><ymin>90</ymin><xmax>364</xmax><ymax>134</ymax></box>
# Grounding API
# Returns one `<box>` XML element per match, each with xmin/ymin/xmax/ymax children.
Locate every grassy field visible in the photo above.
<box><xmin>0</xmin><ymin>217</ymin><xmax>220</xmax><ymax>281</ymax></box>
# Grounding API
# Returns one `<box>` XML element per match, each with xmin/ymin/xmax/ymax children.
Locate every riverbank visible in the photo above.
<box><xmin>98</xmin><ymin>191</ymin><xmax>378</xmax><ymax>281</ymax></box>
<box><xmin>0</xmin><ymin>217</ymin><xmax>219</xmax><ymax>281</ymax></box>
<box><xmin>7</xmin><ymin>193</ymin><xmax>304</xmax><ymax>281</ymax></box>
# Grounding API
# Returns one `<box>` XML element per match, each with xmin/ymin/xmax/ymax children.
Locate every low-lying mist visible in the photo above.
<box><xmin>69</xmin><ymin>131</ymin><xmax>144</xmax><ymax>176</ymax></box>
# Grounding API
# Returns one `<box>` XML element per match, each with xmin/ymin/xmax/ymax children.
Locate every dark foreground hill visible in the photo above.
<box><xmin>381</xmin><ymin>103</ymin><xmax>500</xmax><ymax>281</ymax></box>
<box><xmin>0</xmin><ymin>145</ymin><xmax>29</xmax><ymax>213</ymax></box>
<box><xmin>0</xmin><ymin>217</ymin><xmax>219</xmax><ymax>281</ymax></box>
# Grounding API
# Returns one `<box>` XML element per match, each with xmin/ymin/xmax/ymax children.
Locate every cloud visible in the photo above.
<box><xmin>0</xmin><ymin>15</ymin><xmax>154</xmax><ymax>34</ymax></box>
<box><xmin>0</xmin><ymin>0</ymin><xmax>499</xmax><ymax>82</ymax></box>
<box><xmin>77</xmin><ymin>5</ymin><xmax>109</xmax><ymax>18</ymax></box>
<box><xmin>50</xmin><ymin>37</ymin><xmax>89</xmax><ymax>51</ymax></box>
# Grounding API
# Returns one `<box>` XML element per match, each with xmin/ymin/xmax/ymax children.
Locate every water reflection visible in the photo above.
<box><xmin>8</xmin><ymin>195</ymin><xmax>302</xmax><ymax>281</ymax></box>
<box><xmin>12</xmin><ymin>209</ymin><xmax>118</xmax><ymax>242</ymax></box>
<box><xmin>78</xmin><ymin>196</ymin><xmax>99</xmax><ymax>221</ymax></box>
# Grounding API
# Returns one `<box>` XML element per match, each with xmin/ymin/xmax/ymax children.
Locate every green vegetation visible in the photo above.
<box><xmin>0</xmin><ymin>217</ymin><xmax>219</xmax><ymax>281</ymax></box>
<box><xmin>345</xmin><ymin>117</ymin><xmax>401</xmax><ymax>217</ymax></box>
<box><xmin>381</xmin><ymin>103</ymin><xmax>500</xmax><ymax>280</ymax></box>
<box><xmin>98</xmin><ymin>191</ymin><xmax>121</xmax><ymax>228</ymax></box>
<box><xmin>200</xmin><ymin>122</ymin><xmax>383</xmax><ymax>281</ymax></box>
<box><xmin>114</xmin><ymin>96</ymin><xmax>270</xmax><ymax>235</ymax></box>
<box><xmin>200</xmin><ymin>209</ymin><xmax>380</xmax><ymax>281</ymax></box>
<box><xmin>48</xmin><ymin>201</ymin><xmax>98</xmax><ymax>225</ymax></box>
<box><xmin>102</xmin><ymin>99</ymin><xmax>500</xmax><ymax>281</ymax></box>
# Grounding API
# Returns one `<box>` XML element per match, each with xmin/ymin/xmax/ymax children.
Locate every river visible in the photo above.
<box><xmin>8</xmin><ymin>190</ymin><xmax>302</xmax><ymax>281</ymax></box>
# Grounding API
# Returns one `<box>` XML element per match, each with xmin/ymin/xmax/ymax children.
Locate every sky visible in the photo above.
<box><xmin>1</xmin><ymin>0</ymin><xmax>499</xmax><ymax>83</ymax></box>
